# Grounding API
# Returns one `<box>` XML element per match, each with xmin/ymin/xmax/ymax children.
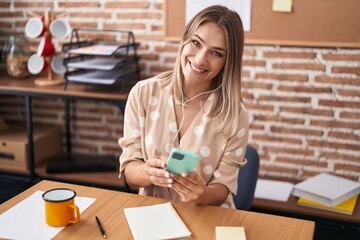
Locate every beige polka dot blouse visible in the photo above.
<box><xmin>118</xmin><ymin>77</ymin><xmax>249</xmax><ymax>208</ymax></box>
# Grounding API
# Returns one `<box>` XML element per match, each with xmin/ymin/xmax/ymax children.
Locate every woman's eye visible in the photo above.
<box><xmin>192</xmin><ymin>40</ymin><xmax>200</xmax><ymax>46</ymax></box>
<box><xmin>212</xmin><ymin>51</ymin><xmax>223</xmax><ymax>57</ymax></box>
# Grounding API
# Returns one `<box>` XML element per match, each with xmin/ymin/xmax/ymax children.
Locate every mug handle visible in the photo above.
<box><xmin>68</xmin><ymin>204</ymin><xmax>80</xmax><ymax>224</ymax></box>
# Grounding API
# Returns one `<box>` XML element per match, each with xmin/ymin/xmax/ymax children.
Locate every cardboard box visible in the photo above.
<box><xmin>0</xmin><ymin>125</ymin><xmax>61</xmax><ymax>173</ymax></box>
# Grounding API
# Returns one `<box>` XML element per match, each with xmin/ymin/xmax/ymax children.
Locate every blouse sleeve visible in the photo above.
<box><xmin>209</xmin><ymin>106</ymin><xmax>249</xmax><ymax>196</ymax></box>
<box><xmin>118</xmin><ymin>83</ymin><xmax>145</xmax><ymax>178</ymax></box>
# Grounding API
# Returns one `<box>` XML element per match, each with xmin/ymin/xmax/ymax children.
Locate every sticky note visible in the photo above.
<box><xmin>216</xmin><ymin>226</ymin><xmax>246</xmax><ymax>240</ymax></box>
<box><xmin>272</xmin><ymin>0</ymin><xmax>292</xmax><ymax>12</ymax></box>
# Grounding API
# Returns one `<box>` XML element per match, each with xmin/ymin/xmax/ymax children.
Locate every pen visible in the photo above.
<box><xmin>95</xmin><ymin>216</ymin><xmax>107</xmax><ymax>239</ymax></box>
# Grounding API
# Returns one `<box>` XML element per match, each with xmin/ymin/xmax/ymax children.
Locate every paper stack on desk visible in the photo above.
<box><xmin>292</xmin><ymin>173</ymin><xmax>360</xmax><ymax>215</ymax></box>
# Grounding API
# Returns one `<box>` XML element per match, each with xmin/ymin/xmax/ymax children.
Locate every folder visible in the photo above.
<box><xmin>297</xmin><ymin>195</ymin><xmax>358</xmax><ymax>215</ymax></box>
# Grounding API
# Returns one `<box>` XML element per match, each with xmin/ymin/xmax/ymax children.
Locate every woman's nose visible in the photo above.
<box><xmin>194</xmin><ymin>49</ymin><xmax>208</xmax><ymax>65</ymax></box>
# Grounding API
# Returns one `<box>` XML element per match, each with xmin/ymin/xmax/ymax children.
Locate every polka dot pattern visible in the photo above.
<box><xmin>167</xmin><ymin>96</ymin><xmax>173</xmax><ymax>106</ymax></box>
<box><xmin>214</xmin><ymin>170</ymin><xmax>221</xmax><ymax>178</ymax></box>
<box><xmin>194</xmin><ymin>125</ymin><xmax>204</xmax><ymax>136</ymax></box>
<box><xmin>200</xmin><ymin>146</ymin><xmax>210</xmax><ymax>157</ymax></box>
<box><xmin>131</xmin><ymin>129</ymin><xmax>140</xmax><ymax>137</ymax></box>
<box><xmin>149</xmin><ymin>96</ymin><xmax>159</xmax><ymax>106</ymax></box>
<box><xmin>150</xmin><ymin>111</ymin><xmax>160</xmax><ymax>121</ymax></box>
<box><xmin>235</xmin><ymin>147</ymin><xmax>244</xmax><ymax>157</ymax></box>
<box><xmin>165</xmin><ymin>143</ymin><xmax>173</xmax><ymax>153</ymax></box>
<box><xmin>202</xmin><ymin>115</ymin><xmax>210</xmax><ymax>123</ymax></box>
<box><xmin>145</xmin><ymin>135</ymin><xmax>153</xmax><ymax>145</ymax></box>
<box><xmin>237</xmin><ymin>128</ymin><xmax>245</xmax><ymax>138</ymax></box>
<box><xmin>203</xmin><ymin>165</ymin><xmax>213</xmax><ymax>175</ymax></box>
<box><xmin>169</xmin><ymin>122</ymin><xmax>177</xmax><ymax>133</ymax></box>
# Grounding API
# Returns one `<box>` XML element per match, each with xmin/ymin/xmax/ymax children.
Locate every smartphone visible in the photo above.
<box><xmin>165</xmin><ymin>148</ymin><xmax>200</xmax><ymax>175</ymax></box>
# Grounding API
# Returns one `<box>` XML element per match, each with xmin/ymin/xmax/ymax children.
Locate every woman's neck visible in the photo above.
<box><xmin>182</xmin><ymin>82</ymin><xmax>213</xmax><ymax>100</ymax></box>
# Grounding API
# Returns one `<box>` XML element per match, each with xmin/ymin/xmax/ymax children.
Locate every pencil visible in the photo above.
<box><xmin>95</xmin><ymin>216</ymin><xmax>107</xmax><ymax>239</ymax></box>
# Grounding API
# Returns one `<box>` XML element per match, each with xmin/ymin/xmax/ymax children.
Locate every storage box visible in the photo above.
<box><xmin>0</xmin><ymin>125</ymin><xmax>61</xmax><ymax>173</ymax></box>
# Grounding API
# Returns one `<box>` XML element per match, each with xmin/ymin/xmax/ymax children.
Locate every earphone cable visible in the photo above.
<box><xmin>171</xmin><ymin>85</ymin><xmax>222</xmax><ymax>146</ymax></box>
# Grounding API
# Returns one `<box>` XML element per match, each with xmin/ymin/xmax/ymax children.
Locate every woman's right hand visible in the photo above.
<box><xmin>143</xmin><ymin>158</ymin><xmax>173</xmax><ymax>188</ymax></box>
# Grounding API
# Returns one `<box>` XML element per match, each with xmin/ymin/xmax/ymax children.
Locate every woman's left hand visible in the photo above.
<box><xmin>171</xmin><ymin>172</ymin><xmax>207</xmax><ymax>204</ymax></box>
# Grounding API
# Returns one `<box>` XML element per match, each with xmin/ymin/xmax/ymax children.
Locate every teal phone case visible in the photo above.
<box><xmin>165</xmin><ymin>148</ymin><xmax>199</xmax><ymax>175</ymax></box>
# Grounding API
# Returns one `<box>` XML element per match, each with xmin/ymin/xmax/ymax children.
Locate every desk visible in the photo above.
<box><xmin>0</xmin><ymin>180</ymin><xmax>315</xmax><ymax>240</ymax></box>
<box><xmin>0</xmin><ymin>75</ymin><xmax>131</xmax><ymax>186</ymax></box>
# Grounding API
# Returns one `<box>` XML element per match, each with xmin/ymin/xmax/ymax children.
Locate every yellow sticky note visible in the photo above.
<box><xmin>216</xmin><ymin>226</ymin><xmax>246</xmax><ymax>240</ymax></box>
<box><xmin>272</xmin><ymin>0</ymin><xmax>292</xmax><ymax>12</ymax></box>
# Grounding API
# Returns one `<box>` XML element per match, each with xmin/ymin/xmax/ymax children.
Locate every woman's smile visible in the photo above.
<box><xmin>189</xmin><ymin>60</ymin><xmax>207</xmax><ymax>74</ymax></box>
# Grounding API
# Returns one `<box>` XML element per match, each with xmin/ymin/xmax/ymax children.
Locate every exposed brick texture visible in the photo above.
<box><xmin>0</xmin><ymin>0</ymin><xmax>359</xmax><ymax>182</ymax></box>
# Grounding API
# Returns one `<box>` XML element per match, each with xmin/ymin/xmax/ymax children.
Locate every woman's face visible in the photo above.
<box><xmin>181</xmin><ymin>22</ymin><xmax>227</xmax><ymax>92</ymax></box>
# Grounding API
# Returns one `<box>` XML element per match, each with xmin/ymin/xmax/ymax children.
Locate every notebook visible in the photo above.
<box><xmin>123</xmin><ymin>202</ymin><xmax>191</xmax><ymax>240</ymax></box>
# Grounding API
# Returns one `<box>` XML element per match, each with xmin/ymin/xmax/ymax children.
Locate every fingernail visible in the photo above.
<box><xmin>182</xmin><ymin>173</ymin><xmax>187</xmax><ymax>177</ymax></box>
<box><xmin>167</xmin><ymin>178</ymin><xmax>173</xmax><ymax>183</ymax></box>
<box><xmin>165</xmin><ymin>172</ymin><xmax>169</xmax><ymax>178</ymax></box>
<box><xmin>168</xmin><ymin>184</ymin><xmax>172</xmax><ymax>188</ymax></box>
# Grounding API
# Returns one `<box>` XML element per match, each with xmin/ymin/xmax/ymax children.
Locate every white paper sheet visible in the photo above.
<box><xmin>0</xmin><ymin>191</ymin><xmax>96</xmax><ymax>240</ymax></box>
<box><xmin>255</xmin><ymin>179</ymin><xmax>294</xmax><ymax>202</ymax></box>
<box><xmin>186</xmin><ymin>0</ymin><xmax>252</xmax><ymax>31</ymax></box>
<box><xmin>68</xmin><ymin>44</ymin><xmax>121</xmax><ymax>56</ymax></box>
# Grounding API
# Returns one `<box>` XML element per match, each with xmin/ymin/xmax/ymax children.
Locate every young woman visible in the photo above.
<box><xmin>118</xmin><ymin>5</ymin><xmax>248</xmax><ymax>208</ymax></box>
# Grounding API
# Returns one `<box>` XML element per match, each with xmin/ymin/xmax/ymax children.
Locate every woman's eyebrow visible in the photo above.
<box><xmin>194</xmin><ymin>34</ymin><xmax>227</xmax><ymax>53</ymax></box>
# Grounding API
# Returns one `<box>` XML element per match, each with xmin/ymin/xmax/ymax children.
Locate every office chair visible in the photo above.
<box><xmin>233</xmin><ymin>145</ymin><xmax>260</xmax><ymax>210</ymax></box>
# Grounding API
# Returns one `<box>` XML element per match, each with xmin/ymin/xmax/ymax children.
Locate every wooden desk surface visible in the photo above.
<box><xmin>0</xmin><ymin>180</ymin><xmax>315</xmax><ymax>240</ymax></box>
<box><xmin>0</xmin><ymin>75</ymin><xmax>131</xmax><ymax>101</ymax></box>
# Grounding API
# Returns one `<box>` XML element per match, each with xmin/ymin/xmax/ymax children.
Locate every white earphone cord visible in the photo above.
<box><xmin>171</xmin><ymin>84</ymin><xmax>222</xmax><ymax>146</ymax></box>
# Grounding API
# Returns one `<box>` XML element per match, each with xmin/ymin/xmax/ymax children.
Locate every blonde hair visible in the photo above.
<box><xmin>159</xmin><ymin>5</ymin><xmax>245</xmax><ymax>135</ymax></box>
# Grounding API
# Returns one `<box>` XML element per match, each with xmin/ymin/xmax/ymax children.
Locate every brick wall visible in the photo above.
<box><xmin>0</xmin><ymin>0</ymin><xmax>359</xmax><ymax>182</ymax></box>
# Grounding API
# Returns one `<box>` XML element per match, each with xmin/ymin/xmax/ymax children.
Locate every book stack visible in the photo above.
<box><xmin>292</xmin><ymin>173</ymin><xmax>360</xmax><ymax>215</ymax></box>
